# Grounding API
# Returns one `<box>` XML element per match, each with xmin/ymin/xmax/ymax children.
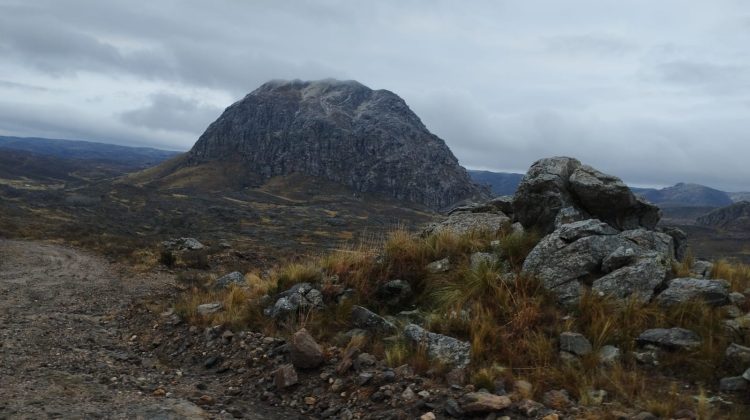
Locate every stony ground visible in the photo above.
<box><xmin>0</xmin><ymin>239</ymin><xmax>297</xmax><ymax>419</ymax></box>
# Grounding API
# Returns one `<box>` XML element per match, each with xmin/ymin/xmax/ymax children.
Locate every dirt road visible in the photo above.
<box><xmin>0</xmin><ymin>240</ymin><xmax>289</xmax><ymax>419</ymax></box>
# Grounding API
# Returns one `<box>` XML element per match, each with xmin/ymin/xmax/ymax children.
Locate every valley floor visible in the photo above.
<box><xmin>0</xmin><ymin>239</ymin><xmax>295</xmax><ymax>419</ymax></box>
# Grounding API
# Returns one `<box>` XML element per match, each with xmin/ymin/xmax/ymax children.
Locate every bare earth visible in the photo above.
<box><xmin>0</xmin><ymin>240</ymin><xmax>289</xmax><ymax>419</ymax></box>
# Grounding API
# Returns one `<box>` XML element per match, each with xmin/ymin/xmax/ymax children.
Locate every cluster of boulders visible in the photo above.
<box><xmin>442</xmin><ymin>157</ymin><xmax>733</xmax><ymax>309</ymax></box>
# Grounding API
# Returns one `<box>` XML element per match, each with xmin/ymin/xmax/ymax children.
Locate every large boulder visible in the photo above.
<box><xmin>290</xmin><ymin>328</ymin><xmax>324</xmax><ymax>369</ymax></box>
<box><xmin>655</xmin><ymin>278</ymin><xmax>730</xmax><ymax>307</ymax></box>
<box><xmin>213</xmin><ymin>271</ymin><xmax>246</xmax><ymax>290</ymax></box>
<box><xmin>513</xmin><ymin>157</ymin><xmax>581</xmax><ymax>234</ymax></box>
<box><xmin>569</xmin><ymin>165</ymin><xmax>660</xmax><ymax>231</ymax></box>
<box><xmin>351</xmin><ymin>306</ymin><xmax>397</xmax><ymax>334</ymax></box>
<box><xmin>423</xmin><ymin>211</ymin><xmax>510</xmax><ymax>236</ymax></box>
<box><xmin>522</xmin><ymin>219</ymin><xmax>669</xmax><ymax>304</ymax></box>
<box><xmin>636</xmin><ymin>328</ymin><xmax>701</xmax><ymax>350</ymax></box>
<box><xmin>403</xmin><ymin>324</ymin><xmax>471</xmax><ymax>368</ymax></box>
<box><xmin>513</xmin><ymin>157</ymin><xmax>660</xmax><ymax>234</ymax></box>
<box><xmin>559</xmin><ymin>332</ymin><xmax>593</xmax><ymax>356</ymax></box>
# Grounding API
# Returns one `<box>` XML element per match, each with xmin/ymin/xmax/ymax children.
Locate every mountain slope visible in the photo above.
<box><xmin>467</xmin><ymin>170</ymin><xmax>523</xmax><ymax>196</ymax></box>
<box><xmin>696</xmin><ymin>201</ymin><xmax>750</xmax><ymax>231</ymax></box>
<box><xmin>636</xmin><ymin>182</ymin><xmax>733</xmax><ymax>208</ymax></box>
<box><xmin>147</xmin><ymin>79</ymin><xmax>485</xmax><ymax>210</ymax></box>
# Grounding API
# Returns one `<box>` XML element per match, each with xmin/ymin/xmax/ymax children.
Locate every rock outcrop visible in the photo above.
<box><xmin>426</xmin><ymin>157</ymin><xmax>687</xmax><ymax>305</ymax></box>
<box><xmin>522</xmin><ymin>219</ymin><xmax>672</xmax><ymax>304</ymax></box>
<box><xmin>182</xmin><ymin>79</ymin><xmax>486</xmax><ymax>210</ymax></box>
<box><xmin>513</xmin><ymin>157</ymin><xmax>660</xmax><ymax>234</ymax></box>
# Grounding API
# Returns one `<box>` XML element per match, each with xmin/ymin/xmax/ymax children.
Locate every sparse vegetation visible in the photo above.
<box><xmin>712</xmin><ymin>259</ymin><xmax>750</xmax><ymax>292</ymax></box>
<box><xmin>170</xmin><ymin>226</ymin><xmax>750</xmax><ymax>417</ymax></box>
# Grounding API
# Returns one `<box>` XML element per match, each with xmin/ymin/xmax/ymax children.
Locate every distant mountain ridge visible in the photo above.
<box><xmin>470</xmin><ymin>169</ymin><xmax>747</xmax><ymax>208</ymax></box>
<box><xmin>637</xmin><ymin>182</ymin><xmax>734</xmax><ymax>208</ymax></box>
<box><xmin>0</xmin><ymin>135</ymin><xmax>179</xmax><ymax>168</ymax></box>
<box><xmin>144</xmin><ymin>79</ymin><xmax>487</xmax><ymax>210</ymax></box>
<box><xmin>697</xmin><ymin>201</ymin><xmax>750</xmax><ymax>231</ymax></box>
<box><xmin>467</xmin><ymin>170</ymin><xmax>524</xmax><ymax>196</ymax></box>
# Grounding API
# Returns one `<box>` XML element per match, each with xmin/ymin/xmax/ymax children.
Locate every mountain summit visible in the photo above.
<box><xmin>180</xmin><ymin>79</ymin><xmax>484</xmax><ymax>209</ymax></box>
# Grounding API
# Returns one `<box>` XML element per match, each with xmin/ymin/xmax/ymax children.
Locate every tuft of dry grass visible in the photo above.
<box><xmin>672</xmin><ymin>249</ymin><xmax>695</xmax><ymax>278</ymax></box>
<box><xmin>384</xmin><ymin>339</ymin><xmax>410</xmax><ymax>367</ymax></box>
<box><xmin>660</xmin><ymin>300</ymin><xmax>730</xmax><ymax>380</ymax></box>
<box><xmin>273</xmin><ymin>262</ymin><xmax>323</xmax><ymax>292</ymax></box>
<box><xmin>643</xmin><ymin>382</ymin><xmax>682</xmax><ymax>419</ymax></box>
<box><xmin>430</xmin><ymin>260</ymin><xmax>507</xmax><ymax>310</ymax></box>
<box><xmin>712</xmin><ymin>259</ymin><xmax>750</xmax><ymax>293</ymax></box>
<box><xmin>576</xmin><ymin>293</ymin><xmax>664</xmax><ymax>353</ymax></box>
<box><xmin>471</xmin><ymin>363</ymin><xmax>506</xmax><ymax>392</ymax></box>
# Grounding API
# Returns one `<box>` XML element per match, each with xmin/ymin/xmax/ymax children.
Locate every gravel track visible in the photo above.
<box><xmin>0</xmin><ymin>240</ymin><xmax>289</xmax><ymax>419</ymax></box>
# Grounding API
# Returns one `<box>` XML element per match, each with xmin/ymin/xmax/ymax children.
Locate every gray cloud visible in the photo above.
<box><xmin>0</xmin><ymin>80</ymin><xmax>52</xmax><ymax>92</ymax></box>
<box><xmin>120</xmin><ymin>93</ymin><xmax>222</xmax><ymax>133</ymax></box>
<box><xmin>545</xmin><ymin>33</ymin><xmax>636</xmax><ymax>56</ymax></box>
<box><xmin>0</xmin><ymin>101</ymin><xmax>189</xmax><ymax>150</ymax></box>
<box><xmin>650</xmin><ymin>60</ymin><xmax>750</xmax><ymax>94</ymax></box>
<box><xmin>0</xmin><ymin>0</ymin><xmax>749</xmax><ymax>191</ymax></box>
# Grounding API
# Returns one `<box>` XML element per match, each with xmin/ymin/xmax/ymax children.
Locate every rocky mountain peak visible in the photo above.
<box><xmin>185</xmin><ymin>79</ymin><xmax>485</xmax><ymax>210</ymax></box>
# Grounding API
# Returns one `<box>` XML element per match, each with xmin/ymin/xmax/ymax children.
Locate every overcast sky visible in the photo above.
<box><xmin>1</xmin><ymin>0</ymin><xmax>749</xmax><ymax>190</ymax></box>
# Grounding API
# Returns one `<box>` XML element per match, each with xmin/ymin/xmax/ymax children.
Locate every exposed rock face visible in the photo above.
<box><xmin>655</xmin><ymin>278</ymin><xmax>730</xmax><ymax>307</ymax></box>
<box><xmin>522</xmin><ymin>219</ymin><xmax>671</xmax><ymax>304</ymax></box>
<box><xmin>591</xmin><ymin>255</ymin><xmax>669</xmax><ymax>302</ymax></box>
<box><xmin>513</xmin><ymin>157</ymin><xmax>661</xmax><ymax>234</ymax></box>
<box><xmin>184</xmin><ymin>79</ymin><xmax>485</xmax><ymax>210</ymax></box>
